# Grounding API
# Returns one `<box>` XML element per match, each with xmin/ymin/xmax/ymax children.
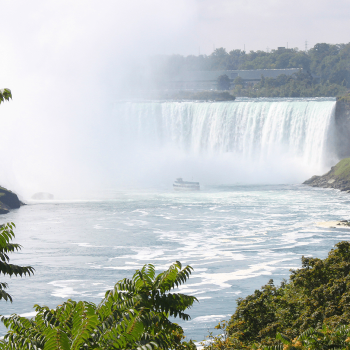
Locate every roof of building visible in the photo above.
<box><xmin>169</xmin><ymin>68</ymin><xmax>301</xmax><ymax>82</ymax></box>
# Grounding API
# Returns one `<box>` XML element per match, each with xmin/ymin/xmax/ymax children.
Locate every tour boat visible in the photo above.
<box><xmin>173</xmin><ymin>178</ymin><xmax>200</xmax><ymax>191</ymax></box>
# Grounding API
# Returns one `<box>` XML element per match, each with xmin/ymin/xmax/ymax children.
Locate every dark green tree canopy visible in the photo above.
<box><xmin>216</xmin><ymin>241</ymin><xmax>350</xmax><ymax>349</ymax></box>
<box><xmin>0</xmin><ymin>261</ymin><xmax>197</xmax><ymax>350</ymax></box>
<box><xmin>0</xmin><ymin>90</ymin><xmax>33</xmax><ymax>303</ymax></box>
<box><xmin>0</xmin><ymin>89</ymin><xmax>12</xmax><ymax>104</ymax></box>
<box><xmin>233</xmin><ymin>76</ymin><xmax>244</xmax><ymax>86</ymax></box>
<box><xmin>217</xmin><ymin>74</ymin><xmax>231</xmax><ymax>90</ymax></box>
<box><xmin>151</xmin><ymin>42</ymin><xmax>350</xmax><ymax>97</ymax></box>
<box><xmin>0</xmin><ymin>222</ymin><xmax>34</xmax><ymax>302</ymax></box>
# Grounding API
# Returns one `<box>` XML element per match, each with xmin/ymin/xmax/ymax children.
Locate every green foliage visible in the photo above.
<box><xmin>294</xmin><ymin>325</ymin><xmax>350</xmax><ymax>349</ymax></box>
<box><xmin>0</xmin><ymin>89</ymin><xmax>12</xmax><ymax>104</ymax></box>
<box><xmin>231</xmin><ymin>71</ymin><xmax>347</xmax><ymax>98</ymax></box>
<box><xmin>204</xmin><ymin>241</ymin><xmax>350</xmax><ymax>349</ymax></box>
<box><xmin>0</xmin><ymin>261</ymin><xmax>197</xmax><ymax>350</ymax></box>
<box><xmin>201</xmin><ymin>320</ymin><xmax>245</xmax><ymax>350</ymax></box>
<box><xmin>337</xmin><ymin>92</ymin><xmax>350</xmax><ymax>102</ymax></box>
<box><xmin>260</xmin><ymin>326</ymin><xmax>350</xmax><ymax>350</ymax></box>
<box><xmin>0</xmin><ymin>222</ymin><xmax>34</xmax><ymax>302</ymax></box>
<box><xmin>333</xmin><ymin>157</ymin><xmax>350</xmax><ymax>178</ymax></box>
<box><xmin>217</xmin><ymin>74</ymin><xmax>231</xmax><ymax>90</ymax></box>
<box><xmin>161</xmin><ymin>90</ymin><xmax>235</xmax><ymax>101</ymax></box>
<box><xmin>154</xmin><ymin>42</ymin><xmax>350</xmax><ymax>97</ymax></box>
<box><xmin>234</xmin><ymin>76</ymin><xmax>244</xmax><ymax>86</ymax></box>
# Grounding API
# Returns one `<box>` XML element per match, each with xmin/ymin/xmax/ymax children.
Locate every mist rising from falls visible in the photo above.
<box><xmin>114</xmin><ymin>98</ymin><xmax>337</xmax><ymax>187</ymax></box>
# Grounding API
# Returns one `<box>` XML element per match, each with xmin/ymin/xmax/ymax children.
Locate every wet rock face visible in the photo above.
<box><xmin>0</xmin><ymin>187</ymin><xmax>23</xmax><ymax>214</ymax></box>
<box><xmin>303</xmin><ymin>158</ymin><xmax>350</xmax><ymax>192</ymax></box>
<box><xmin>0</xmin><ymin>189</ymin><xmax>21</xmax><ymax>208</ymax></box>
<box><xmin>335</xmin><ymin>101</ymin><xmax>350</xmax><ymax>159</ymax></box>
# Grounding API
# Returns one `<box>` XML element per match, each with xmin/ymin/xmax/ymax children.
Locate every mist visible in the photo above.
<box><xmin>0</xmin><ymin>1</ymin><xmax>200</xmax><ymax>199</ymax></box>
<box><xmin>0</xmin><ymin>1</ymin><xmax>344</xmax><ymax>199</ymax></box>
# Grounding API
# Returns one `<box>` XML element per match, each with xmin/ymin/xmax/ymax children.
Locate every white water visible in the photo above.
<box><xmin>113</xmin><ymin>98</ymin><xmax>337</xmax><ymax>187</ymax></box>
<box><xmin>0</xmin><ymin>98</ymin><xmax>345</xmax><ymax>342</ymax></box>
<box><xmin>3</xmin><ymin>185</ymin><xmax>350</xmax><ymax>341</ymax></box>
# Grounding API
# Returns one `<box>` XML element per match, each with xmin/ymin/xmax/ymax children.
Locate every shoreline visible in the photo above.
<box><xmin>316</xmin><ymin>220</ymin><xmax>350</xmax><ymax>228</ymax></box>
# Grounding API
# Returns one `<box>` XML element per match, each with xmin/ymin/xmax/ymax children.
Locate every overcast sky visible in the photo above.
<box><xmin>193</xmin><ymin>0</ymin><xmax>350</xmax><ymax>54</ymax></box>
<box><xmin>0</xmin><ymin>0</ymin><xmax>348</xmax><ymax>197</ymax></box>
<box><xmin>0</xmin><ymin>1</ymin><xmax>349</xmax><ymax>59</ymax></box>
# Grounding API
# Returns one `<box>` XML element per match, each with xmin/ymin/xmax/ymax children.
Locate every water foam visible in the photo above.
<box><xmin>114</xmin><ymin>98</ymin><xmax>337</xmax><ymax>184</ymax></box>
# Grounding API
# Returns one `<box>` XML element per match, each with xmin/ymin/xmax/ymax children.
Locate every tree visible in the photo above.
<box><xmin>0</xmin><ymin>89</ymin><xmax>12</xmax><ymax>105</ymax></box>
<box><xmin>217</xmin><ymin>74</ymin><xmax>231</xmax><ymax>90</ymax></box>
<box><xmin>233</xmin><ymin>76</ymin><xmax>244</xmax><ymax>87</ymax></box>
<box><xmin>203</xmin><ymin>241</ymin><xmax>350</xmax><ymax>349</ymax></box>
<box><xmin>0</xmin><ymin>91</ymin><xmax>34</xmax><ymax>302</ymax></box>
<box><xmin>288</xmin><ymin>52</ymin><xmax>311</xmax><ymax>70</ymax></box>
<box><xmin>151</xmin><ymin>41</ymin><xmax>350</xmax><ymax>98</ymax></box>
<box><xmin>275</xmin><ymin>52</ymin><xmax>294</xmax><ymax>69</ymax></box>
<box><xmin>270</xmin><ymin>326</ymin><xmax>350</xmax><ymax>350</ymax></box>
<box><xmin>0</xmin><ymin>261</ymin><xmax>197</xmax><ymax>350</ymax></box>
<box><xmin>0</xmin><ymin>222</ymin><xmax>34</xmax><ymax>302</ymax></box>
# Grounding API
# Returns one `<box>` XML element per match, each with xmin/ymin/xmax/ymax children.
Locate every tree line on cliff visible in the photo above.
<box><xmin>152</xmin><ymin>43</ymin><xmax>350</xmax><ymax>98</ymax></box>
<box><xmin>204</xmin><ymin>240</ymin><xmax>350</xmax><ymax>349</ymax></box>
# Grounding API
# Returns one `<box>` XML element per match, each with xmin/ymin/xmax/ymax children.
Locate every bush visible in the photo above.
<box><xmin>0</xmin><ymin>262</ymin><xmax>197</xmax><ymax>350</ymax></box>
<box><xmin>205</xmin><ymin>241</ymin><xmax>350</xmax><ymax>349</ymax></box>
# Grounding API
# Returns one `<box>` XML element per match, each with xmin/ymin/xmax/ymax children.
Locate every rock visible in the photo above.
<box><xmin>334</xmin><ymin>100</ymin><xmax>350</xmax><ymax>159</ymax></box>
<box><xmin>303</xmin><ymin>157</ymin><xmax>350</xmax><ymax>191</ymax></box>
<box><xmin>0</xmin><ymin>187</ymin><xmax>22</xmax><ymax>209</ymax></box>
<box><xmin>31</xmin><ymin>192</ymin><xmax>54</xmax><ymax>200</ymax></box>
<box><xmin>303</xmin><ymin>175</ymin><xmax>320</xmax><ymax>184</ymax></box>
<box><xmin>0</xmin><ymin>186</ymin><xmax>24</xmax><ymax>214</ymax></box>
<box><xmin>0</xmin><ymin>202</ymin><xmax>10</xmax><ymax>214</ymax></box>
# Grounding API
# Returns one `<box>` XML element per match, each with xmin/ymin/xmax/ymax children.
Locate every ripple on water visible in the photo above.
<box><xmin>1</xmin><ymin>185</ymin><xmax>350</xmax><ymax>340</ymax></box>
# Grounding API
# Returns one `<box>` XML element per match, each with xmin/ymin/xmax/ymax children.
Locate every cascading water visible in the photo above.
<box><xmin>113</xmin><ymin>98</ymin><xmax>337</xmax><ymax>186</ymax></box>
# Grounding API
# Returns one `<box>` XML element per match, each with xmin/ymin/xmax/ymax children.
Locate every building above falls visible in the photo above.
<box><xmin>166</xmin><ymin>68</ymin><xmax>302</xmax><ymax>91</ymax></box>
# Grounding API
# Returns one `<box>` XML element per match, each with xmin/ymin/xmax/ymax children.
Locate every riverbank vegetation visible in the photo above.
<box><xmin>158</xmin><ymin>90</ymin><xmax>235</xmax><ymax>101</ymax></box>
<box><xmin>231</xmin><ymin>70</ymin><xmax>346</xmax><ymax>98</ymax></box>
<box><xmin>303</xmin><ymin>157</ymin><xmax>350</xmax><ymax>191</ymax></box>
<box><xmin>203</xmin><ymin>241</ymin><xmax>350</xmax><ymax>349</ymax></box>
<box><xmin>153</xmin><ymin>43</ymin><xmax>350</xmax><ymax>98</ymax></box>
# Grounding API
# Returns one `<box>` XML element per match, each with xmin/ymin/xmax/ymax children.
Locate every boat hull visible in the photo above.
<box><xmin>173</xmin><ymin>184</ymin><xmax>200</xmax><ymax>191</ymax></box>
<box><xmin>173</xmin><ymin>178</ymin><xmax>200</xmax><ymax>191</ymax></box>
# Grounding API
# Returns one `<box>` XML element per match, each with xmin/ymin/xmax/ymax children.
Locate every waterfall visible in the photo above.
<box><xmin>113</xmin><ymin>98</ymin><xmax>337</xmax><ymax>185</ymax></box>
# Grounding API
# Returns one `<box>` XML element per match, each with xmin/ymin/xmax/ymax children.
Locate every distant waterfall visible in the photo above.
<box><xmin>113</xmin><ymin>98</ymin><xmax>337</xmax><ymax>184</ymax></box>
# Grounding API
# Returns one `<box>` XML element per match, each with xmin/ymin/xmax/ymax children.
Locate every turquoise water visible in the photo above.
<box><xmin>1</xmin><ymin>184</ymin><xmax>350</xmax><ymax>341</ymax></box>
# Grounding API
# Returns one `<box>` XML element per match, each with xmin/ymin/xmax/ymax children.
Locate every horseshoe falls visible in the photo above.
<box><xmin>3</xmin><ymin>97</ymin><xmax>349</xmax><ymax>343</ymax></box>
<box><xmin>114</xmin><ymin>98</ymin><xmax>337</xmax><ymax>186</ymax></box>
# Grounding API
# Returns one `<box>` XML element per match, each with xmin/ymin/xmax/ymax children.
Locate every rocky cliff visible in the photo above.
<box><xmin>0</xmin><ymin>187</ymin><xmax>23</xmax><ymax>214</ymax></box>
<box><xmin>334</xmin><ymin>100</ymin><xmax>350</xmax><ymax>159</ymax></box>
<box><xmin>303</xmin><ymin>157</ymin><xmax>350</xmax><ymax>192</ymax></box>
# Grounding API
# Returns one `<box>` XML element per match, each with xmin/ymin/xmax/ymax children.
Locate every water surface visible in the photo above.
<box><xmin>2</xmin><ymin>184</ymin><xmax>350</xmax><ymax>341</ymax></box>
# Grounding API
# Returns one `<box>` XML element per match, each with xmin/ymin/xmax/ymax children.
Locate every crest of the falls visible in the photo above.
<box><xmin>113</xmin><ymin>98</ymin><xmax>337</xmax><ymax>185</ymax></box>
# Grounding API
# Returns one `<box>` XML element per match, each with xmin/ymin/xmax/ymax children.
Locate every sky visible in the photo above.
<box><xmin>194</xmin><ymin>0</ymin><xmax>350</xmax><ymax>54</ymax></box>
<box><xmin>0</xmin><ymin>0</ymin><xmax>348</xmax><ymax>198</ymax></box>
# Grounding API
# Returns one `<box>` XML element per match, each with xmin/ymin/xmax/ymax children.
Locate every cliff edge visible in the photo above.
<box><xmin>303</xmin><ymin>158</ymin><xmax>350</xmax><ymax>192</ymax></box>
<box><xmin>334</xmin><ymin>100</ymin><xmax>350</xmax><ymax>159</ymax></box>
<box><xmin>0</xmin><ymin>186</ymin><xmax>23</xmax><ymax>214</ymax></box>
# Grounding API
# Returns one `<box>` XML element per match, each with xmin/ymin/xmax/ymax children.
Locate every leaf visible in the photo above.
<box><xmin>70</xmin><ymin>301</ymin><xmax>98</xmax><ymax>350</ymax></box>
<box><xmin>276</xmin><ymin>332</ymin><xmax>291</xmax><ymax>344</ymax></box>
<box><xmin>43</xmin><ymin>328</ymin><xmax>70</xmax><ymax>350</ymax></box>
